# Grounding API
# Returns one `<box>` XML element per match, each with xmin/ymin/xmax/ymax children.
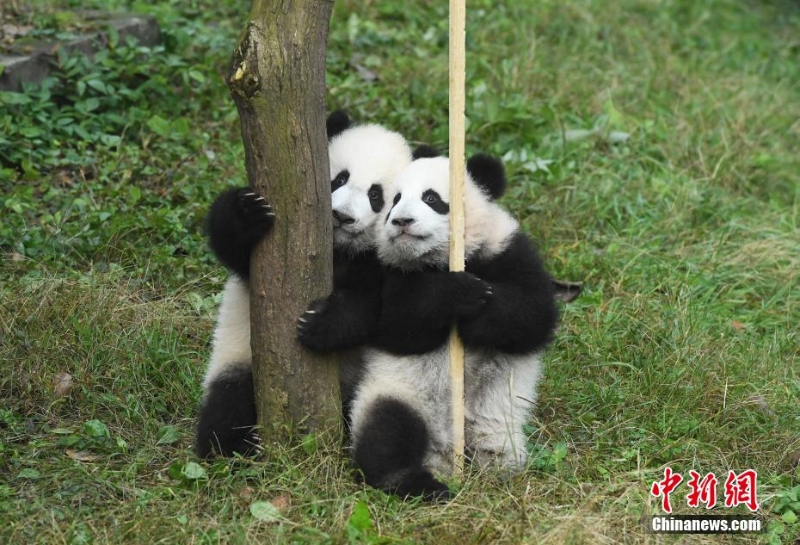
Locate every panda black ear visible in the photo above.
<box><xmin>412</xmin><ymin>144</ymin><xmax>441</xmax><ymax>160</ymax></box>
<box><xmin>326</xmin><ymin>110</ymin><xmax>351</xmax><ymax>140</ymax></box>
<box><xmin>467</xmin><ymin>153</ymin><xmax>506</xmax><ymax>200</ymax></box>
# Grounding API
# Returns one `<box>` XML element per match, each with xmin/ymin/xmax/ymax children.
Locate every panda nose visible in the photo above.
<box><xmin>332</xmin><ymin>210</ymin><xmax>355</xmax><ymax>225</ymax></box>
<box><xmin>392</xmin><ymin>217</ymin><xmax>415</xmax><ymax>227</ymax></box>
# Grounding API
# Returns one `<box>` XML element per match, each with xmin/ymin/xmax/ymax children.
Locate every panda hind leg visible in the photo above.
<box><xmin>196</xmin><ymin>365</ymin><xmax>259</xmax><ymax>459</ymax></box>
<box><xmin>353</xmin><ymin>397</ymin><xmax>451</xmax><ymax>502</ymax></box>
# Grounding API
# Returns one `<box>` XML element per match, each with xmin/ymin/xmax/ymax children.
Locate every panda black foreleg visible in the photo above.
<box><xmin>297</xmin><ymin>289</ymin><xmax>380</xmax><ymax>352</ymax></box>
<box><xmin>459</xmin><ymin>235</ymin><xmax>559</xmax><ymax>354</ymax></box>
<box><xmin>353</xmin><ymin>397</ymin><xmax>451</xmax><ymax>502</ymax></box>
<box><xmin>375</xmin><ymin>269</ymin><xmax>492</xmax><ymax>355</ymax></box>
<box><xmin>196</xmin><ymin>366</ymin><xmax>259</xmax><ymax>459</ymax></box>
<box><xmin>206</xmin><ymin>187</ymin><xmax>275</xmax><ymax>279</ymax></box>
<box><xmin>457</xmin><ymin>282</ymin><xmax>558</xmax><ymax>354</ymax></box>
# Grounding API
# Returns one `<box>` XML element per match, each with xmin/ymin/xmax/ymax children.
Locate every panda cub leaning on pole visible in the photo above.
<box><xmin>196</xmin><ymin>111</ymin><xmax>419</xmax><ymax>458</ymax></box>
<box><xmin>346</xmin><ymin>152</ymin><xmax>560</xmax><ymax>501</ymax></box>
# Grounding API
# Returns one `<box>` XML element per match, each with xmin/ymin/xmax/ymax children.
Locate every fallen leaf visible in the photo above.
<box><xmin>351</xmin><ymin>62</ymin><xmax>378</xmax><ymax>82</ymax></box>
<box><xmin>552</xmin><ymin>279</ymin><xmax>583</xmax><ymax>303</ymax></box>
<box><xmin>731</xmin><ymin>320</ymin><xmax>746</xmax><ymax>331</ymax></box>
<box><xmin>563</xmin><ymin>128</ymin><xmax>597</xmax><ymax>142</ymax></box>
<box><xmin>1</xmin><ymin>24</ymin><xmax>34</xmax><ymax>41</ymax></box>
<box><xmin>746</xmin><ymin>394</ymin><xmax>775</xmax><ymax>419</ymax></box>
<box><xmin>238</xmin><ymin>486</ymin><xmax>255</xmax><ymax>503</ymax></box>
<box><xmin>66</xmin><ymin>449</ymin><xmax>99</xmax><ymax>462</ymax></box>
<box><xmin>53</xmin><ymin>372</ymin><xmax>73</xmax><ymax>397</ymax></box>
<box><xmin>349</xmin><ymin>54</ymin><xmax>379</xmax><ymax>82</ymax></box>
<box><xmin>269</xmin><ymin>494</ymin><xmax>291</xmax><ymax>514</ymax></box>
<box><xmin>608</xmin><ymin>131</ymin><xmax>631</xmax><ymax>143</ymax></box>
<box><xmin>56</xmin><ymin>170</ymin><xmax>75</xmax><ymax>187</ymax></box>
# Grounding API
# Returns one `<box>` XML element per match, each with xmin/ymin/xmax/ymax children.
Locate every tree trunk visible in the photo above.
<box><xmin>227</xmin><ymin>0</ymin><xmax>339</xmax><ymax>434</ymax></box>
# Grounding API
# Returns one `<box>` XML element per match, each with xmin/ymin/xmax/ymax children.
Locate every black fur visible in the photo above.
<box><xmin>422</xmin><ymin>189</ymin><xmax>449</xmax><ymax>215</ymax></box>
<box><xmin>206</xmin><ymin>187</ymin><xmax>275</xmax><ymax>279</ymax></box>
<box><xmin>374</xmin><ymin>269</ymin><xmax>492</xmax><ymax>354</ymax></box>
<box><xmin>354</xmin><ymin>397</ymin><xmax>451</xmax><ymax>501</ymax></box>
<box><xmin>326</xmin><ymin>109</ymin><xmax>351</xmax><ymax>140</ymax></box>
<box><xmin>367</xmin><ymin>184</ymin><xmax>385</xmax><ymax>213</ymax></box>
<box><xmin>297</xmin><ymin>249</ymin><xmax>384</xmax><ymax>351</ymax></box>
<box><xmin>331</xmin><ymin>170</ymin><xmax>350</xmax><ymax>192</ymax></box>
<box><xmin>375</xmin><ymin>233</ymin><xmax>557</xmax><ymax>355</ymax></box>
<box><xmin>196</xmin><ymin>366</ymin><xmax>258</xmax><ymax>458</ymax></box>
<box><xmin>467</xmin><ymin>153</ymin><xmax>507</xmax><ymax>200</ymax></box>
<box><xmin>412</xmin><ymin>144</ymin><xmax>441</xmax><ymax>160</ymax></box>
<box><xmin>458</xmin><ymin>232</ymin><xmax>558</xmax><ymax>353</ymax></box>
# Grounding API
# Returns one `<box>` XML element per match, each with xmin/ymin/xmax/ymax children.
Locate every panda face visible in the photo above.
<box><xmin>378</xmin><ymin>156</ymin><xmax>519</xmax><ymax>269</ymax></box>
<box><xmin>328</xmin><ymin>124</ymin><xmax>412</xmax><ymax>254</ymax></box>
<box><xmin>379</xmin><ymin>158</ymin><xmax>452</xmax><ymax>267</ymax></box>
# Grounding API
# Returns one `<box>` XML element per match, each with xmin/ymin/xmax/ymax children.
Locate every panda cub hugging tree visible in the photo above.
<box><xmin>348</xmin><ymin>154</ymin><xmax>559</xmax><ymax>501</ymax></box>
<box><xmin>196</xmin><ymin>111</ymin><xmax>416</xmax><ymax>458</ymax></box>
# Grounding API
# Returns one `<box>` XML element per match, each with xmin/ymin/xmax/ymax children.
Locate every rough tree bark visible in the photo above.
<box><xmin>227</xmin><ymin>0</ymin><xmax>339</xmax><ymax>434</ymax></box>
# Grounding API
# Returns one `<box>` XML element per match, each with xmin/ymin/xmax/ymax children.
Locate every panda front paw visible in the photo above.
<box><xmin>234</xmin><ymin>188</ymin><xmax>276</xmax><ymax>240</ymax></box>
<box><xmin>207</xmin><ymin>187</ymin><xmax>277</xmax><ymax>277</ymax></box>
<box><xmin>451</xmin><ymin>272</ymin><xmax>493</xmax><ymax>319</ymax></box>
<box><xmin>297</xmin><ymin>298</ymin><xmax>333</xmax><ymax>351</ymax></box>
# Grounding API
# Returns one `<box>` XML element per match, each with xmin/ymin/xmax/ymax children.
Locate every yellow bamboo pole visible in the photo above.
<box><xmin>448</xmin><ymin>0</ymin><xmax>467</xmax><ymax>476</ymax></box>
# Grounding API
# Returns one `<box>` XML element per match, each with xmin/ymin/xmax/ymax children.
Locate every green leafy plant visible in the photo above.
<box><xmin>767</xmin><ymin>484</ymin><xmax>800</xmax><ymax>544</ymax></box>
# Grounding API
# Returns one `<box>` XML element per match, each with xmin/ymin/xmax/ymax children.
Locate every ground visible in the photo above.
<box><xmin>0</xmin><ymin>0</ymin><xmax>798</xmax><ymax>543</ymax></box>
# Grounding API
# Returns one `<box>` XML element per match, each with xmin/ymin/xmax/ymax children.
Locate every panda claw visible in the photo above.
<box><xmin>298</xmin><ymin>317</ymin><xmax>308</xmax><ymax>324</ymax></box>
<box><xmin>306</xmin><ymin>310</ymin><xmax>317</xmax><ymax>315</ymax></box>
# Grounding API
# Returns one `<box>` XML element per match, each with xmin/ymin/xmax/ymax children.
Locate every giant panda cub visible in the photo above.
<box><xmin>195</xmin><ymin>111</ymin><xmax>414</xmax><ymax>458</ymax></box>
<box><xmin>349</xmin><ymin>154</ymin><xmax>559</xmax><ymax>500</ymax></box>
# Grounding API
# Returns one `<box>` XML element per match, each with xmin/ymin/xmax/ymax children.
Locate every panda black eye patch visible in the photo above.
<box><xmin>367</xmin><ymin>184</ymin><xmax>385</xmax><ymax>212</ymax></box>
<box><xmin>386</xmin><ymin>193</ymin><xmax>402</xmax><ymax>222</ymax></box>
<box><xmin>331</xmin><ymin>170</ymin><xmax>350</xmax><ymax>192</ymax></box>
<box><xmin>422</xmin><ymin>189</ymin><xmax>449</xmax><ymax>214</ymax></box>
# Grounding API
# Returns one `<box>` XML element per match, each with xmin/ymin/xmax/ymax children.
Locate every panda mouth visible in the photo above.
<box><xmin>335</xmin><ymin>225</ymin><xmax>365</xmax><ymax>238</ymax></box>
<box><xmin>391</xmin><ymin>232</ymin><xmax>429</xmax><ymax>242</ymax></box>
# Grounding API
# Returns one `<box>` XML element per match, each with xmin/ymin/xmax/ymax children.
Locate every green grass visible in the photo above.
<box><xmin>2</xmin><ymin>0</ymin><xmax>799</xmax><ymax>543</ymax></box>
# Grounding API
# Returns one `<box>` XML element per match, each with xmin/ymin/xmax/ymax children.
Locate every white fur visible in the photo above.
<box><xmin>378</xmin><ymin>157</ymin><xmax>518</xmax><ymax>270</ymax></box>
<box><xmin>203</xmin><ymin>277</ymin><xmax>251</xmax><ymax>393</ymax></box>
<box><xmin>351</xmin><ymin>348</ymin><xmax>541</xmax><ymax>475</ymax></box>
<box><xmin>329</xmin><ymin>125</ymin><xmax>412</xmax><ymax>255</ymax></box>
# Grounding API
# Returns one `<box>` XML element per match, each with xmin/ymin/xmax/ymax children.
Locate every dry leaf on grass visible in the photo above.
<box><xmin>66</xmin><ymin>449</ymin><xmax>99</xmax><ymax>462</ymax></box>
<box><xmin>269</xmin><ymin>494</ymin><xmax>291</xmax><ymax>514</ymax></box>
<box><xmin>53</xmin><ymin>372</ymin><xmax>74</xmax><ymax>397</ymax></box>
